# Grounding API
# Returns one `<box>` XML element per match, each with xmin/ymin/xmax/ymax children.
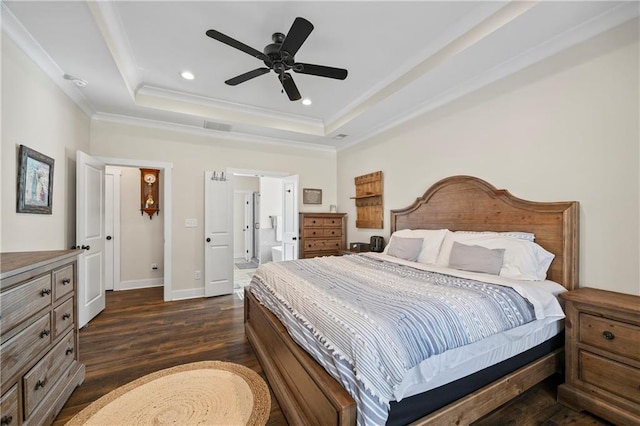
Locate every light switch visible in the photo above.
<box><xmin>185</xmin><ymin>218</ymin><xmax>198</xmax><ymax>228</ymax></box>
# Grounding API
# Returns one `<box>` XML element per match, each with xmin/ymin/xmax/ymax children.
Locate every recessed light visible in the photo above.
<box><xmin>180</xmin><ymin>71</ymin><xmax>195</xmax><ymax>80</ymax></box>
<box><xmin>302</xmin><ymin>98</ymin><xmax>312</xmax><ymax>106</ymax></box>
<box><xmin>63</xmin><ymin>73</ymin><xmax>88</xmax><ymax>87</ymax></box>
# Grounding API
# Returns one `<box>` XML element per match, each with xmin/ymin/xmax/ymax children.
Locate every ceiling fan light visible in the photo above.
<box><xmin>302</xmin><ymin>98</ymin><xmax>312</xmax><ymax>106</ymax></box>
<box><xmin>180</xmin><ymin>71</ymin><xmax>195</xmax><ymax>80</ymax></box>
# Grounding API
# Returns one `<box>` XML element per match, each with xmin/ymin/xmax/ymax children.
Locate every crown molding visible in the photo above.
<box><xmin>136</xmin><ymin>85</ymin><xmax>325</xmax><ymax>136</ymax></box>
<box><xmin>92</xmin><ymin>112</ymin><xmax>336</xmax><ymax>153</ymax></box>
<box><xmin>1</xmin><ymin>2</ymin><xmax>95</xmax><ymax>118</ymax></box>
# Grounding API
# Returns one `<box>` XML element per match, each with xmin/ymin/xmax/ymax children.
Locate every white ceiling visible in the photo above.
<box><xmin>3</xmin><ymin>1</ymin><xmax>638</xmax><ymax>150</ymax></box>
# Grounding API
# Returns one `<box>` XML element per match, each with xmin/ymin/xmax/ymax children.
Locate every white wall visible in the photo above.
<box><xmin>119</xmin><ymin>167</ymin><xmax>164</xmax><ymax>286</ymax></box>
<box><xmin>259</xmin><ymin>177</ymin><xmax>283</xmax><ymax>229</ymax></box>
<box><xmin>89</xmin><ymin>119</ymin><xmax>337</xmax><ymax>294</ymax></box>
<box><xmin>338</xmin><ymin>20</ymin><xmax>639</xmax><ymax>295</ymax></box>
<box><xmin>1</xmin><ymin>37</ymin><xmax>91</xmax><ymax>251</ymax></box>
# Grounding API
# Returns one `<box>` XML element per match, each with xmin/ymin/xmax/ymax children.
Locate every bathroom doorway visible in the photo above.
<box><xmin>229</xmin><ymin>168</ymin><xmax>298</xmax><ymax>266</ymax></box>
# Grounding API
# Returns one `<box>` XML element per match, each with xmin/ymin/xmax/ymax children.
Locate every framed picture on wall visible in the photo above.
<box><xmin>302</xmin><ymin>188</ymin><xmax>322</xmax><ymax>204</ymax></box>
<box><xmin>17</xmin><ymin>145</ymin><xmax>55</xmax><ymax>214</ymax></box>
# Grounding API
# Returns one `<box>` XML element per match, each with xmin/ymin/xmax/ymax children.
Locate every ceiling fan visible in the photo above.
<box><xmin>206</xmin><ymin>17</ymin><xmax>348</xmax><ymax>101</ymax></box>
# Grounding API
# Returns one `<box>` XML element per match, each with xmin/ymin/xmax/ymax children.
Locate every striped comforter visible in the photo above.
<box><xmin>250</xmin><ymin>254</ymin><xmax>536</xmax><ymax>426</ymax></box>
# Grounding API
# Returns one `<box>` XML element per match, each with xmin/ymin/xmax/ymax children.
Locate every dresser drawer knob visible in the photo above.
<box><xmin>1</xmin><ymin>415</ymin><xmax>13</xmax><ymax>425</ymax></box>
<box><xmin>40</xmin><ymin>329</ymin><xmax>50</xmax><ymax>338</ymax></box>
<box><xmin>62</xmin><ymin>313</ymin><xmax>71</xmax><ymax>320</ymax></box>
<box><xmin>41</xmin><ymin>288</ymin><xmax>51</xmax><ymax>296</ymax></box>
<box><xmin>35</xmin><ymin>378</ymin><xmax>47</xmax><ymax>390</ymax></box>
<box><xmin>66</xmin><ymin>347</ymin><xmax>74</xmax><ymax>355</ymax></box>
<box><xmin>602</xmin><ymin>330</ymin><xmax>615</xmax><ymax>340</ymax></box>
<box><xmin>62</xmin><ymin>278</ymin><xmax>71</xmax><ymax>285</ymax></box>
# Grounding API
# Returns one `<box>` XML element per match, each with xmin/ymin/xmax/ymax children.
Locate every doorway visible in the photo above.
<box><xmin>228</xmin><ymin>168</ymin><xmax>299</xmax><ymax>266</ymax></box>
<box><xmin>98</xmin><ymin>156</ymin><xmax>173</xmax><ymax>302</ymax></box>
<box><xmin>105</xmin><ymin>166</ymin><xmax>164</xmax><ymax>292</ymax></box>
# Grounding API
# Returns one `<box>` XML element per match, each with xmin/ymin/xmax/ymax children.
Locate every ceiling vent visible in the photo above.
<box><xmin>204</xmin><ymin>121</ymin><xmax>232</xmax><ymax>132</ymax></box>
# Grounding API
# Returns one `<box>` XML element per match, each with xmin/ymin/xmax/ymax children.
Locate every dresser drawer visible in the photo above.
<box><xmin>304</xmin><ymin>239</ymin><xmax>342</xmax><ymax>251</ymax></box>
<box><xmin>53</xmin><ymin>264</ymin><xmax>74</xmax><ymax>301</ymax></box>
<box><xmin>0</xmin><ymin>313</ymin><xmax>51</xmax><ymax>384</ymax></box>
<box><xmin>580</xmin><ymin>350</ymin><xmax>640</xmax><ymax>405</ymax></box>
<box><xmin>580</xmin><ymin>313</ymin><xmax>640</xmax><ymax>361</ymax></box>
<box><xmin>24</xmin><ymin>330</ymin><xmax>76</xmax><ymax>418</ymax></box>
<box><xmin>0</xmin><ymin>274</ymin><xmax>52</xmax><ymax>333</ymax></box>
<box><xmin>54</xmin><ymin>298</ymin><xmax>74</xmax><ymax>338</ymax></box>
<box><xmin>303</xmin><ymin>228</ymin><xmax>343</xmax><ymax>238</ymax></box>
<box><xmin>303</xmin><ymin>217</ymin><xmax>324</xmax><ymax>227</ymax></box>
<box><xmin>0</xmin><ymin>385</ymin><xmax>18</xmax><ymax>426</ymax></box>
<box><xmin>321</xmin><ymin>218</ymin><xmax>342</xmax><ymax>227</ymax></box>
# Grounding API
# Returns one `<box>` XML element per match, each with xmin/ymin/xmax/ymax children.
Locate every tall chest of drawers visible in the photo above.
<box><xmin>299</xmin><ymin>213</ymin><xmax>347</xmax><ymax>259</ymax></box>
<box><xmin>1</xmin><ymin>250</ymin><xmax>85</xmax><ymax>426</ymax></box>
<box><xmin>557</xmin><ymin>288</ymin><xmax>640</xmax><ymax>425</ymax></box>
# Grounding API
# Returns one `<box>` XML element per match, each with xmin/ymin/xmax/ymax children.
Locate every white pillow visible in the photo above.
<box><xmin>454</xmin><ymin>236</ymin><xmax>554</xmax><ymax>281</ymax></box>
<box><xmin>384</xmin><ymin>229</ymin><xmax>448</xmax><ymax>264</ymax></box>
<box><xmin>437</xmin><ymin>231</ymin><xmax>535</xmax><ymax>266</ymax></box>
<box><xmin>454</xmin><ymin>230</ymin><xmax>535</xmax><ymax>242</ymax></box>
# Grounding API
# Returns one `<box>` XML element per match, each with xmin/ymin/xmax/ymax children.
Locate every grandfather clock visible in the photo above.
<box><xmin>140</xmin><ymin>168</ymin><xmax>160</xmax><ymax>219</ymax></box>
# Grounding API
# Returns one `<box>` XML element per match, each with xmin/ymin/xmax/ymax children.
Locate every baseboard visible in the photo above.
<box><xmin>169</xmin><ymin>287</ymin><xmax>205</xmax><ymax>301</ymax></box>
<box><xmin>115</xmin><ymin>278</ymin><xmax>163</xmax><ymax>291</ymax></box>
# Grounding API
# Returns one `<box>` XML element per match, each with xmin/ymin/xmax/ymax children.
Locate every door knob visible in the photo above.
<box><xmin>81</xmin><ymin>245</ymin><xmax>90</xmax><ymax>250</ymax></box>
<box><xmin>206</xmin><ymin>238</ymin><xmax>211</xmax><ymax>243</ymax></box>
<box><xmin>106</xmin><ymin>236</ymin><xmax>112</xmax><ymax>240</ymax></box>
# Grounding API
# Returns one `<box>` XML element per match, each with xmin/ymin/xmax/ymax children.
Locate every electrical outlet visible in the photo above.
<box><xmin>151</xmin><ymin>263</ymin><xmax>158</xmax><ymax>270</ymax></box>
<box><xmin>194</xmin><ymin>270</ymin><xmax>201</xmax><ymax>280</ymax></box>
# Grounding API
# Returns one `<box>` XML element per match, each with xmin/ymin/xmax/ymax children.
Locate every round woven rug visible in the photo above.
<box><xmin>67</xmin><ymin>361</ymin><xmax>271</xmax><ymax>425</ymax></box>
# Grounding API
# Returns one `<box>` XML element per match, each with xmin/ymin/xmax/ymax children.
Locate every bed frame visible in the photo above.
<box><xmin>245</xmin><ymin>175</ymin><xmax>579</xmax><ymax>425</ymax></box>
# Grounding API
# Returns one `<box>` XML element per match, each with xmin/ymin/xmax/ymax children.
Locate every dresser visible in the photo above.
<box><xmin>299</xmin><ymin>213</ymin><xmax>347</xmax><ymax>258</ymax></box>
<box><xmin>557</xmin><ymin>288</ymin><xmax>640</xmax><ymax>425</ymax></box>
<box><xmin>1</xmin><ymin>250</ymin><xmax>85</xmax><ymax>426</ymax></box>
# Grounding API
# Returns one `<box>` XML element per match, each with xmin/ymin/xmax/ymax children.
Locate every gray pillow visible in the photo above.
<box><xmin>386</xmin><ymin>237</ymin><xmax>424</xmax><ymax>262</ymax></box>
<box><xmin>448</xmin><ymin>241</ymin><xmax>505</xmax><ymax>275</ymax></box>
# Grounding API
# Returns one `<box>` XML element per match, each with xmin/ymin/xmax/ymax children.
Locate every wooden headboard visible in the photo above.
<box><xmin>390</xmin><ymin>176</ymin><xmax>579</xmax><ymax>290</ymax></box>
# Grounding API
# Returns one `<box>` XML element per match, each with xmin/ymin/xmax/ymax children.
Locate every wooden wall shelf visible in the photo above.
<box><xmin>352</xmin><ymin>171</ymin><xmax>383</xmax><ymax>229</ymax></box>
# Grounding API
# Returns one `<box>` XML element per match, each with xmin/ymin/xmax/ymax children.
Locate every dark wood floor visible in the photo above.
<box><xmin>54</xmin><ymin>287</ymin><xmax>610</xmax><ymax>426</ymax></box>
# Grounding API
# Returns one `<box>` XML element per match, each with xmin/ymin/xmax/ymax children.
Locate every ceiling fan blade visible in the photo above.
<box><xmin>206</xmin><ymin>29</ymin><xmax>268</xmax><ymax>62</ymax></box>
<box><xmin>294</xmin><ymin>63</ymin><xmax>348</xmax><ymax>80</ymax></box>
<box><xmin>225</xmin><ymin>68</ymin><xmax>271</xmax><ymax>86</ymax></box>
<box><xmin>279</xmin><ymin>17</ymin><xmax>314</xmax><ymax>57</ymax></box>
<box><xmin>279</xmin><ymin>73</ymin><xmax>301</xmax><ymax>101</ymax></box>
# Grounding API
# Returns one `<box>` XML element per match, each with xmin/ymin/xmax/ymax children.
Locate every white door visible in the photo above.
<box><xmin>76</xmin><ymin>151</ymin><xmax>106</xmax><ymax>327</ymax></box>
<box><xmin>244</xmin><ymin>193</ymin><xmax>253</xmax><ymax>261</ymax></box>
<box><xmin>204</xmin><ymin>171</ymin><xmax>233</xmax><ymax>297</ymax></box>
<box><xmin>282</xmin><ymin>175</ymin><xmax>299</xmax><ymax>260</ymax></box>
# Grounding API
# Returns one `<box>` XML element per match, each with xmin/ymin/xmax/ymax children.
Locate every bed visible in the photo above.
<box><xmin>244</xmin><ymin>175</ymin><xmax>578</xmax><ymax>425</ymax></box>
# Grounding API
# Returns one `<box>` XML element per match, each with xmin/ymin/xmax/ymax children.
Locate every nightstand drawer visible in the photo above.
<box><xmin>580</xmin><ymin>313</ymin><xmax>640</xmax><ymax>361</ymax></box>
<box><xmin>580</xmin><ymin>350</ymin><xmax>640</xmax><ymax>404</ymax></box>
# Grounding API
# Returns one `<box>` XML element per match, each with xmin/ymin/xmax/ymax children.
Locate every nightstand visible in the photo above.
<box><xmin>557</xmin><ymin>288</ymin><xmax>640</xmax><ymax>425</ymax></box>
